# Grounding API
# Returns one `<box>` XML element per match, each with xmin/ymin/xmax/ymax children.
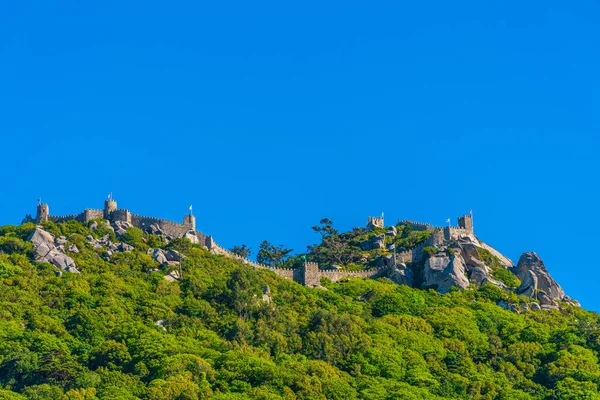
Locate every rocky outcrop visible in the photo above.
<box><xmin>27</xmin><ymin>227</ymin><xmax>79</xmax><ymax>273</ymax></box>
<box><xmin>513</xmin><ymin>252</ymin><xmax>575</xmax><ymax>308</ymax></box>
<box><xmin>360</xmin><ymin>234</ymin><xmax>385</xmax><ymax>251</ymax></box>
<box><xmin>479</xmin><ymin>242</ymin><xmax>513</xmax><ymax>268</ymax></box>
<box><xmin>423</xmin><ymin>252</ymin><xmax>469</xmax><ymax>293</ymax></box>
<box><xmin>113</xmin><ymin>221</ymin><xmax>133</xmax><ymax>237</ymax></box>
<box><xmin>183</xmin><ymin>230</ymin><xmax>199</xmax><ymax>244</ymax></box>
<box><xmin>387</xmin><ymin>263</ymin><xmax>413</xmax><ymax>287</ymax></box>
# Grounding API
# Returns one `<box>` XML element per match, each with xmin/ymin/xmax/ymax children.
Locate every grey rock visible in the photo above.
<box><xmin>113</xmin><ymin>221</ymin><xmax>133</xmax><ymax>237</ymax></box>
<box><xmin>423</xmin><ymin>253</ymin><xmax>469</xmax><ymax>293</ymax></box>
<box><xmin>530</xmin><ymin>302</ymin><xmax>542</xmax><ymax>311</ymax></box>
<box><xmin>119</xmin><ymin>243</ymin><xmax>134</xmax><ymax>252</ymax></box>
<box><xmin>148</xmin><ymin>224</ymin><xmax>164</xmax><ymax>235</ymax></box>
<box><xmin>85</xmin><ymin>235</ymin><xmax>95</xmax><ymax>242</ymax></box>
<box><xmin>66</xmin><ymin>245</ymin><xmax>79</xmax><ymax>253</ymax></box>
<box><xmin>28</xmin><ymin>228</ymin><xmax>55</xmax><ymax>248</ymax></box>
<box><xmin>378</xmin><ymin>254</ymin><xmax>395</xmax><ymax>268</ymax></box>
<box><xmin>514</xmin><ymin>252</ymin><xmax>573</xmax><ymax>306</ymax></box>
<box><xmin>464</xmin><ymin>258</ymin><xmax>490</xmax><ymax>287</ymax></box>
<box><xmin>538</xmin><ymin>290</ymin><xmax>558</xmax><ymax>308</ymax></box>
<box><xmin>115</xmin><ymin>228</ymin><xmax>127</xmax><ymax>237</ymax></box>
<box><xmin>165</xmin><ymin>250</ymin><xmax>181</xmax><ymax>262</ymax></box>
<box><xmin>45</xmin><ymin>250</ymin><xmax>79</xmax><ymax>273</ymax></box>
<box><xmin>89</xmin><ymin>221</ymin><xmax>99</xmax><ymax>231</ymax></box>
<box><xmin>55</xmin><ymin>236</ymin><xmax>68</xmax><ymax>246</ymax></box>
<box><xmin>28</xmin><ymin>227</ymin><xmax>79</xmax><ymax>273</ymax></box>
<box><xmin>34</xmin><ymin>243</ymin><xmax>53</xmax><ymax>258</ymax></box>
<box><xmin>517</xmin><ymin>270</ymin><xmax>538</xmax><ymax>298</ymax></box>
<box><xmin>360</xmin><ymin>234</ymin><xmax>385</xmax><ymax>251</ymax></box>
<box><xmin>387</xmin><ymin>264</ymin><xmax>413</xmax><ymax>287</ymax></box>
<box><xmin>385</xmin><ymin>226</ymin><xmax>397</xmax><ymax>237</ymax></box>
<box><xmin>183</xmin><ymin>230</ymin><xmax>199</xmax><ymax>244</ymax></box>
<box><xmin>153</xmin><ymin>249</ymin><xmax>168</xmax><ymax>264</ymax></box>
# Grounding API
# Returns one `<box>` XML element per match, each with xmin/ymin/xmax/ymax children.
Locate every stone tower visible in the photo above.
<box><xmin>458</xmin><ymin>215</ymin><xmax>473</xmax><ymax>234</ymax></box>
<box><xmin>104</xmin><ymin>199</ymin><xmax>117</xmax><ymax>219</ymax></box>
<box><xmin>303</xmin><ymin>262</ymin><xmax>320</xmax><ymax>287</ymax></box>
<box><xmin>367</xmin><ymin>216</ymin><xmax>384</xmax><ymax>230</ymax></box>
<box><xmin>183</xmin><ymin>214</ymin><xmax>196</xmax><ymax>230</ymax></box>
<box><xmin>36</xmin><ymin>203</ymin><xmax>49</xmax><ymax>223</ymax></box>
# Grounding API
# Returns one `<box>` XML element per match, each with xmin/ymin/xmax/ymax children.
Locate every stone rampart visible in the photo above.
<box><xmin>84</xmin><ymin>209</ymin><xmax>104</xmax><ymax>221</ymax></box>
<box><xmin>397</xmin><ymin>220</ymin><xmax>435</xmax><ymax>231</ymax></box>
<box><xmin>130</xmin><ymin>214</ymin><xmax>189</xmax><ymax>237</ymax></box>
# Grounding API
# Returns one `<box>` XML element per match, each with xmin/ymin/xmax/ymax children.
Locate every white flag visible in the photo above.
<box><xmin>108</xmin><ymin>192</ymin><xmax>112</xmax><ymax>200</ymax></box>
<box><xmin>446</xmin><ymin>218</ymin><xmax>451</xmax><ymax>224</ymax></box>
<box><xmin>189</xmin><ymin>205</ymin><xmax>193</xmax><ymax>212</ymax></box>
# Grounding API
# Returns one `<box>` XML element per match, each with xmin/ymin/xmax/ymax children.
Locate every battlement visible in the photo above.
<box><xmin>25</xmin><ymin>200</ymin><xmax>477</xmax><ymax>288</ymax></box>
<box><xmin>28</xmin><ymin>199</ymin><xmax>202</xmax><ymax>240</ymax></box>
<box><xmin>458</xmin><ymin>214</ymin><xmax>473</xmax><ymax>233</ymax></box>
<box><xmin>397</xmin><ymin>219</ymin><xmax>435</xmax><ymax>231</ymax></box>
<box><xmin>367</xmin><ymin>216</ymin><xmax>384</xmax><ymax>230</ymax></box>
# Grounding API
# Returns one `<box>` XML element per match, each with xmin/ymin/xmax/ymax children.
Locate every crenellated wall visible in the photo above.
<box><xmin>397</xmin><ymin>220</ymin><xmax>435</xmax><ymax>231</ymax></box>
<box><xmin>26</xmin><ymin>201</ymin><xmax>475</xmax><ymax>287</ymax></box>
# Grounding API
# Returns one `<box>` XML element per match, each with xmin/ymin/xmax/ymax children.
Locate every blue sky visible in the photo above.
<box><xmin>1</xmin><ymin>1</ymin><xmax>599</xmax><ymax>310</ymax></box>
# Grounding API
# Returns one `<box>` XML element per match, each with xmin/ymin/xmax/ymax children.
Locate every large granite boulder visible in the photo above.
<box><xmin>152</xmin><ymin>249</ymin><xmax>168</xmax><ymax>264</ymax></box>
<box><xmin>360</xmin><ymin>234</ymin><xmax>385</xmax><ymax>251</ymax></box>
<box><xmin>423</xmin><ymin>252</ymin><xmax>469</xmax><ymax>293</ymax></box>
<box><xmin>387</xmin><ymin>264</ymin><xmax>413</xmax><ymax>287</ymax></box>
<box><xmin>183</xmin><ymin>230</ymin><xmax>199</xmax><ymax>244</ymax></box>
<box><xmin>28</xmin><ymin>227</ymin><xmax>79</xmax><ymax>273</ymax></box>
<box><xmin>514</xmin><ymin>252</ymin><xmax>571</xmax><ymax>305</ymax></box>
<box><xmin>28</xmin><ymin>227</ymin><xmax>55</xmax><ymax>248</ymax></box>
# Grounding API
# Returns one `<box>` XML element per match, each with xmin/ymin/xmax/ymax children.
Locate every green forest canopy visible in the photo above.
<box><xmin>0</xmin><ymin>221</ymin><xmax>599</xmax><ymax>399</ymax></box>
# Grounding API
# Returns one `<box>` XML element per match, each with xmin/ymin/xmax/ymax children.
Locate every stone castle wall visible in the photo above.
<box><xmin>397</xmin><ymin>220</ymin><xmax>435</xmax><ymax>232</ymax></box>
<box><xmin>29</xmin><ymin>201</ymin><xmax>474</xmax><ymax>287</ymax></box>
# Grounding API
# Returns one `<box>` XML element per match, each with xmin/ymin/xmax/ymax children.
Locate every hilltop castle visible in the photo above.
<box><xmin>23</xmin><ymin>199</ymin><xmax>474</xmax><ymax>287</ymax></box>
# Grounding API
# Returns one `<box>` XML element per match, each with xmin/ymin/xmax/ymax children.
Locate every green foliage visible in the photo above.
<box><xmin>423</xmin><ymin>246</ymin><xmax>437</xmax><ymax>258</ymax></box>
<box><xmin>230</xmin><ymin>244</ymin><xmax>252</xmax><ymax>259</ymax></box>
<box><xmin>121</xmin><ymin>227</ymin><xmax>148</xmax><ymax>251</ymax></box>
<box><xmin>477</xmin><ymin>247</ymin><xmax>521</xmax><ymax>288</ymax></box>
<box><xmin>0</xmin><ymin>219</ymin><xmax>599</xmax><ymax>399</ymax></box>
<box><xmin>256</xmin><ymin>240</ymin><xmax>292</xmax><ymax>267</ymax></box>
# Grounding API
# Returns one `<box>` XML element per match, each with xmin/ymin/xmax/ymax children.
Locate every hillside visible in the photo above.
<box><xmin>0</xmin><ymin>217</ymin><xmax>599</xmax><ymax>399</ymax></box>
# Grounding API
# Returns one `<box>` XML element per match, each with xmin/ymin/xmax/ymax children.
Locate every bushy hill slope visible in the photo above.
<box><xmin>0</xmin><ymin>221</ymin><xmax>600</xmax><ymax>399</ymax></box>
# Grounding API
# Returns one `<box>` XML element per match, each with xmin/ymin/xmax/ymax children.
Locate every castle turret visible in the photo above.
<box><xmin>458</xmin><ymin>215</ymin><xmax>473</xmax><ymax>234</ymax></box>
<box><xmin>183</xmin><ymin>214</ymin><xmax>196</xmax><ymax>230</ymax></box>
<box><xmin>367</xmin><ymin>216</ymin><xmax>384</xmax><ymax>230</ymax></box>
<box><xmin>36</xmin><ymin>203</ymin><xmax>49</xmax><ymax>223</ymax></box>
<box><xmin>303</xmin><ymin>262</ymin><xmax>320</xmax><ymax>287</ymax></box>
<box><xmin>104</xmin><ymin>199</ymin><xmax>117</xmax><ymax>219</ymax></box>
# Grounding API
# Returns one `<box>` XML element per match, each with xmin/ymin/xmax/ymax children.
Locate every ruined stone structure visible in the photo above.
<box><xmin>458</xmin><ymin>215</ymin><xmax>473</xmax><ymax>233</ymax></box>
<box><xmin>366</xmin><ymin>216</ymin><xmax>384</xmax><ymax>230</ymax></box>
<box><xmin>23</xmin><ymin>200</ymin><xmax>474</xmax><ymax>288</ymax></box>
<box><xmin>24</xmin><ymin>200</ymin><xmax>208</xmax><ymax>247</ymax></box>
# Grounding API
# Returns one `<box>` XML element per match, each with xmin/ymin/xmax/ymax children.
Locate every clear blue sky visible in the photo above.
<box><xmin>1</xmin><ymin>1</ymin><xmax>599</xmax><ymax>310</ymax></box>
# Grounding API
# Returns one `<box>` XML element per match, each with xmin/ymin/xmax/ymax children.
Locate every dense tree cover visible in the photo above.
<box><xmin>256</xmin><ymin>241</ymin><xmax>293</xmax><ymax>267</ymax></box>
<box><xmin>0</xmin><ymin>221</ymin><xmax>600</xmax><ymax>399</ymax></box>
<box><xmin>306</xmin><ymin>220</ymin><xmax>433</xmax><ymax>270</ymax></box>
